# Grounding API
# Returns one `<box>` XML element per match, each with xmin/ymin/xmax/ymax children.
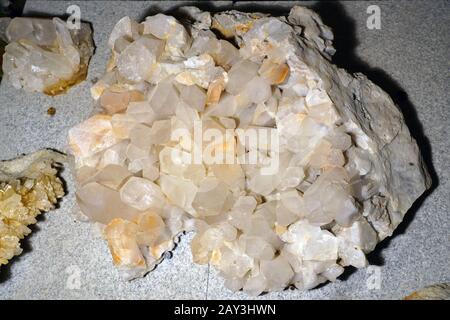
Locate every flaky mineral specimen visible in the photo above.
<box><xmin>68</xmin><ymin>6</ymin><xmax>430</xmax><ymax>294</ymax></box>
<box><xmin>0</xmin><ymin>149</ymin><xmax>65</xmax><ymax>266</ymax></box>
<box><xmin>0</xmin><ymin>17</ymin><xmax>94</xmax><ymax>95</ymax></box>
<box><xmin>405</xmin><ymin>283</ymin><xmax>450</xmax><ymax>300</ymax></box>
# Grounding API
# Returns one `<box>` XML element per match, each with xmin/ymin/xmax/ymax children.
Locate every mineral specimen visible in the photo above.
<box><xmin>404</xmin><ymin>283</ymin><xmax>450</xmax><ymax>300</ymax></box>
<box><xmin>68</xmin><ymin>6</ymin><xmax>430</xmax><ymax>294</ymax></box>
<box><xmin>0</xmin><ymin>17</ymin><xmax>94</xmax><ymax>95</ymax></box>
<box><xmin>0</xmin><ymin>149</ymin><xmax>65</xmax><ymax>266</ymax></box>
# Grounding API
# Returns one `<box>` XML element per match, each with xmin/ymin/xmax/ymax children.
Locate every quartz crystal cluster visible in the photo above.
<box><xmin>68</xmin><ymin>6</ymin><xmax>430</xmax><ymax>294</ymax></box>
<box><xmin>0</xmin><ymin>17</ymin><xmax>94</xmax><ymax>95</ymax></box>
<box><xmin>0</xmin><ymin>150</ymin><xmax>65</xmax><ymax>266</ymax></box>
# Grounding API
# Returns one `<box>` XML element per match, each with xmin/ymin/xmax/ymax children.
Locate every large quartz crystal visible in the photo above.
<box><xmin>0</xmin><ymin>17</ymin><xmax>94</xmax><ymax>95</ymax></box>
<box><xmin>68</xmin><ymin>6</ymin><xmax>430</xmax><ymax>294</ymax></box>
<box><xmin>0</xmin><ymin>149</ymin><xmax>65</xmax><ymax>266</ymax></box>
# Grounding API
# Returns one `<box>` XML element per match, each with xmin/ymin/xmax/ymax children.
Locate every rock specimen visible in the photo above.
<box><xmin>0</xmin><ymin>17</ymin><xmax>94</xmax><ymax>95</ymax></box>
<box><xmin>68</xmin><ymin>6</ymin><xmax>430</xmax><ymax>294</ymax></box>
<box><xmin>404</xmin><ymin>283</ymin><xmax>450</xmax><ymax>300</ymax></box>
<box><xmin>0</xmin><ymin>149</ymin><xmax>65</xmax><ymax>266</ymax></box>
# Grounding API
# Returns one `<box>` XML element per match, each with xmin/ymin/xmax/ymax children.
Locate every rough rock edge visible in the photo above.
<box><xmin>183</xmin><ymin>5</ymin><xmax>431</xmax><ymax>243</ymax></box>
<box><xmin>404</xmin><ymin>283</ymin><xmax>450</xmax><ymax>300</ymax></box>
<box><xmin>43</xmin><ymin>19</ymin><xmax>95</xmax><ymax>96</ymax></box>
<box><xmin>0</xmin><ymin>17</ymin><xmax>95</xmax><ymax>96</ymax></box>
<box><xmin>0</xmin><ymin>149</ymin><xmax>66</xmax><ymax>180</ymax></box>
<box><xmin>0</xmin><ymin>149</ymin><xmax>66</xmax><ymax>266</ymax></box>
<box><xmin>67</xmin><ymin>148</ymin><xmax>184</xmax><ymax>281</ymax></box>
<box><xmin>117</xmin><ymin>231</ymin><xmax>184</xmax><ymax>280</ymax></box>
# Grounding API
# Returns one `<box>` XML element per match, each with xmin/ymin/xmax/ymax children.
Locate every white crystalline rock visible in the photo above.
<box><xmin>117</xmin><ymin>37</ymin><xmax>164</xmax><ymax>82</ymax></box>
<box><xmin>119</xmin><ymin>177</ymin><xmax>165</xmax><ymax>211</ymax></box>
<box><xmin>68</xmin><ymin>7</ymin><xmax>430</xmax><ymax>292</ymax></box>
<box><xmin>107</xmin><ymin>16</ymin><xmax>140</xmax><ymax>49</ymax></box>
<box><xmin>1</xmin><ymin>17</ymin><xmax>94</xmax><ymax>95</ymax></box>
<box><xmin>142</xmin><ymin>14</ymin><xmax>190</xmax><ymax>59</ymax></box>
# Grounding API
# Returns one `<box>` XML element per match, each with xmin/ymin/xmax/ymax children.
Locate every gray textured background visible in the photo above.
<box><xmin>0</xmin><ymin>1</ymin><xmax>448</xmax><ymax>300</ymax></box>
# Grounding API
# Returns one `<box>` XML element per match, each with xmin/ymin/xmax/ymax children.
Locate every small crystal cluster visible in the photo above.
<box><xmin>68</xmin><ymin>7</ymin><xmax>430</xmax><ymax>294</ymax></box>
<box><xmin>0</xmin><ymin>17</ymin><xmax>94</xmax><ymax>95</ymax></box>
<box><xmin>0</xmin><ymin>150</ymin><xmax>65</xmax><ymax>266</ymax></box>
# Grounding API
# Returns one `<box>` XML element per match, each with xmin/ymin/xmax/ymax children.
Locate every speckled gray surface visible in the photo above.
<box><xmin>0</xmin><ymin>0</ymin><xmax>448</xmax><ymax>300</ymax></box>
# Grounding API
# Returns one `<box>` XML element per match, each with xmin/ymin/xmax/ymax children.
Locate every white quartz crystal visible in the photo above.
<box><xmin>1</xmin><ymin>17</ymin><xmax>94</xmax><ymax>95</ymax></box>
<box><xmin>68</xmin><ymin>6</ymin><xmax>430</xmax><ymax>293</ymax></box>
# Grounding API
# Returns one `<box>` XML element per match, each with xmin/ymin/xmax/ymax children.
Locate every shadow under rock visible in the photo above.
<box><xmin>0</xmin><ymin>0</ymin><xmax>25</xmax><ymax>17</ymax></box>
<box><xmin>311</xmin><ymin>1</ymin><xmax>438</xmax><ymax>266</ymax></box>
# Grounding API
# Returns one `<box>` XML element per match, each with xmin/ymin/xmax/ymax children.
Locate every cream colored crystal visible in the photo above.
<box><xmin>68</xmin><ymin>6</ymin><xmax>430</xmax><ymax>293</ymax></box>
<box><xmin>0</xmin><ymin>150</ymin><xmax>65</xmax><ymax>266</ymax></box>
<box><xmin>1</xmin><ymin>17</ymin><xmax>94</xmax><ymax>95</ymax></box>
